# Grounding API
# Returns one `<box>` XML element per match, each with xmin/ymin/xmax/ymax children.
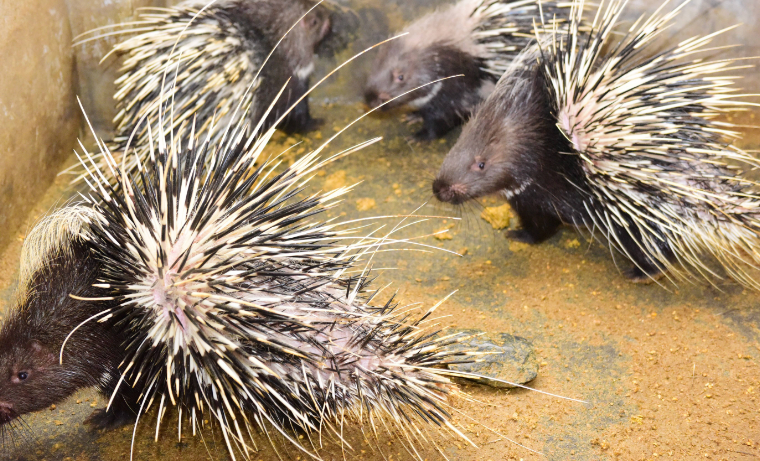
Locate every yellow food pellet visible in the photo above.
<box><xmin>355</xmin><ymin>198</ymin><xmax>376</xmax><ymax>211</ymax></box>
<box><xmin>480</xmin><ymin>204</ymin><xmax>511</xmax><ymax>229</ymax></box>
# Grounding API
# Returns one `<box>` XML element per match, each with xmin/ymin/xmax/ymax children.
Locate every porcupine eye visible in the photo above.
<box><xmin>16</xmin><ymin>372</ymin><xmax>28</xmax><ymax>381</ymax></box>
<box><xmin>478</xmin><ymin>162</ymin><xmax>485</xmax><ymax>170</ymax></box>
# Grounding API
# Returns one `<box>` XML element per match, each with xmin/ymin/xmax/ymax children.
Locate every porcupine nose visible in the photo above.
<box><xmin>433</xmin><ymin>178</ymin><xmax>463</xmax><ymax>204</ymax></box>
<box><xmin>0</xmin><ymin>402</ymin><xmax>14</xmax><ymax>423</ymax></box>
<box><xmin>364</xmin><ymin>89</ymin><xmax>390</xmax><ymax>109</ymax></box>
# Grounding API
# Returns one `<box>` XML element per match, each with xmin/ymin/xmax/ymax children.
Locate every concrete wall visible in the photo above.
<box><xmin>0</xmin><ymin>0</ymin><xmax>164</xmax><ymax>252</ymax></box>
<box><xmin>0</xmin><ymin>0</ymin><xmax>79</xmax><ymax>251</ymax></box>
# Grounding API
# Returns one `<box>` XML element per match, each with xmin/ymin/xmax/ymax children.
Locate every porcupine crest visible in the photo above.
<box><xmin>471</xmin><ymin>0</ymin><xmax>572</xmax><ymax>77</ymax></box>
<box><xmin>539</xmin><ymin>0</ymin><xmax>760</xmax><ymax>288</ymax></box>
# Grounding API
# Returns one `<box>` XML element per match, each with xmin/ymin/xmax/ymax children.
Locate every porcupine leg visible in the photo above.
<box><xmin>506</xmin><ymin>196</ymin><xmax>562</xmax><ymax>244</ymax></box>
<box><xmin>614</xmin><ymin>224</ymin><xmax>671</xmax><ymax>283</ymax></box>
<box><xmin>278</xmin><ymin>77</ymin><xmax>323</xmax><ymax>134</ymax></box>
<box><xmin>414</xmin><ymin>107</ymin><xmax>461</xmax><ymax>141</ymax></box>
<box><xmin>85</xmin><ymin>371</ymin><xmax>141</xmax><ymax>430</ymax></box>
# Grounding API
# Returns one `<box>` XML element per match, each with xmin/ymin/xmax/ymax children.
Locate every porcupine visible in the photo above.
<box><xmin>0</xmin><ymin>65</ymin><xmax>512</xmax><ymax>457</ymax></box>
<box><xmin>433</xmin><ymin>0</ymin><xmax>760</xmax><ymax>287</ymax></box>
<box><xmin>363</xmin><ymin>0</ymin><xmax>572</xmax><ymax>141</ymax></box>
<box><xmin>73</xmin><ymin>0</ymin><xmax>357</xmax><ymax>184</ymax></box>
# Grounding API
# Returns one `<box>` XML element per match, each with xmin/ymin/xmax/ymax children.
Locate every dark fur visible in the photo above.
<box><xmin>364</xmin><ymin>41</ymin><xmax>492</xmax><ymax>140</ymax></box>
<box><xmin>433</xmin><ymin>67</ymin><xmax>673</xmax><ymax>279</ymax></box>
<box><xmin>0</xmin><ymin>240</ymin><xmax>137</xmax><ymax>430</ymax></box>
<box><xmin>205</xmin><ymin>0</ymin><xmax>334</xmax><ymax>133</ymax></box>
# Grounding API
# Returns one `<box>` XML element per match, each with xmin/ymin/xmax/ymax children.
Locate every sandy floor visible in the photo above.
<box><xmin>1</xmin><ymin>1</ymin><xmax>759</xmax><ymax>460</ymax></box>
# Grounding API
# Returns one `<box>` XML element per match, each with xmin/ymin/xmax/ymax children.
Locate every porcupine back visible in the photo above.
<box><xmin>76</xmin><ymin>0</ymin><xmax>341</xmax><ymax>188</ymax></box>
<box><xmin>74</xmin><ymin>72</ymin><xmax>476</xmax><ymax>457</ymax></box>
<box><xmin>540</xmin><ymin>0</ymin><xmax>760</xmax><ymax>287</ymax></box>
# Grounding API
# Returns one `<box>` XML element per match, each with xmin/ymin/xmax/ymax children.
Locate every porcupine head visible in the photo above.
<box><xmin>433</xmin><ymin>66</ymin><xmax>571</xmax><ymax>205</ymax></box>
<box><xmin>233</xmin><ymin>0</ymin><xmax>332</xmax><ymax>72</ymax></box>
<box><xmin>0</xmin><ymin>210</ymin><xmax>122</xmax><ymax>427</ymax></box>
<box><xmin>363</xmin><ymin>0</ymin><xmax>487</xmax><ymax>111</ymax></box>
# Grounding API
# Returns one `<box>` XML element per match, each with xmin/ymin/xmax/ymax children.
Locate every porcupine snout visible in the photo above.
<box><xmin>432</xmin><ymin>178</ymin><xmax>467</xmax><ymax>204</ymax></box>
<box><xmin>364</xmin><ymin>88</ymin><xmax>390</xmax><ymax>109</ymax></box>
<box><xmin>0</xmin><ymin>402</ymin><xmax>15</xmax><ymax>424</ymax></box>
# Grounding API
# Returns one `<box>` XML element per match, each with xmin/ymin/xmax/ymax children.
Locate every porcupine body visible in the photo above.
<box><xmin>433</xmin><ymin>0</ymin><xmax>760</xmax><ymax>287</ymax></box>
<box><xmin>94</xmin><ymin>0</ymin><xmax>355</xmax><ymax>184</ymax></box>
<box><xmin>363</xmin><ymin>0</ymin><xmax>571</xmax><ymax>140</ymax></box>
<box><xmin>59</xmin><ymin>77</ymin><xmax>479</xmax><ymax>456</ymax></box>
<box><xmin>0</xmin><ymin>207</ymin><xmax>138</xmax><ymax>433</ymax></box>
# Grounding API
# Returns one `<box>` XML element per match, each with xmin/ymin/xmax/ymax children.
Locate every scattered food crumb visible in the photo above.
<box><xmin>434</xmin><ymin>231</ymin><xmax>453</xmax><ymax>241</ymax></box>
<box><xmin>355</xmin><ymin>198</ymin><xmax>376</xmax><ymax>211</ymax></box>
<box><xmin>509</xmin><ymin>241</ymin><xmax>529</xmax><ymax>252</ymax></box>
<box><xmin>324</xmin><ymin>170</ymin><xmax>347</xmax><ymax>190</ymax></box>
<box><xmin>564</xmin><ymin>238</ymin><xmax>581</xmax><ymax>249</ymax></box>
<box><xmin>480</xmin><ymin>204</ymin><xmax>511</xmax><ymax>229</ymax></box>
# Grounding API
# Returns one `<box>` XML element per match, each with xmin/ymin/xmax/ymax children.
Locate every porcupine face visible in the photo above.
<box><xmin>0</xmin><ymin>237</ymin><xmax>121</xmax><ymax>426</ymax></box>
<box><xmin>433</xmin><ymin>72</ymin><xmax>553</xmax><ymax>205</ymax></box>
<box><xmin>0</xmin><ymin>337</ymin><xmax>59</xmax><ymax>425</ymax></box>
<box><xmin>364</xmin><ymin>40</ymin><xmax>434</xmax><ymax>110</ymax></box>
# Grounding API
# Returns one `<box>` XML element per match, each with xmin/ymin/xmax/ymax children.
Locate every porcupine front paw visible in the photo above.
<box><xmin>85</xmin><ymin>408</ymin><xmax>135</xmax><ymax>430</ymax></box>
<box><xmin>505</xmin><ymin>229</ymin><xmax>542</xmax><ymax>244</ymax></box>
<box><xmin>281</xmin><ymin>116</ymin><xmax>324</xmax><ymax>134</ymax></box>
<box><xmin>413</xmin><ymin>125</ymin><xmax>441</xmax><ymax>141</ymax></box>
<box><xmin>623</xmin><ymin>266</ymin><xmax>665</xmax><ymax>284</ymax></box>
